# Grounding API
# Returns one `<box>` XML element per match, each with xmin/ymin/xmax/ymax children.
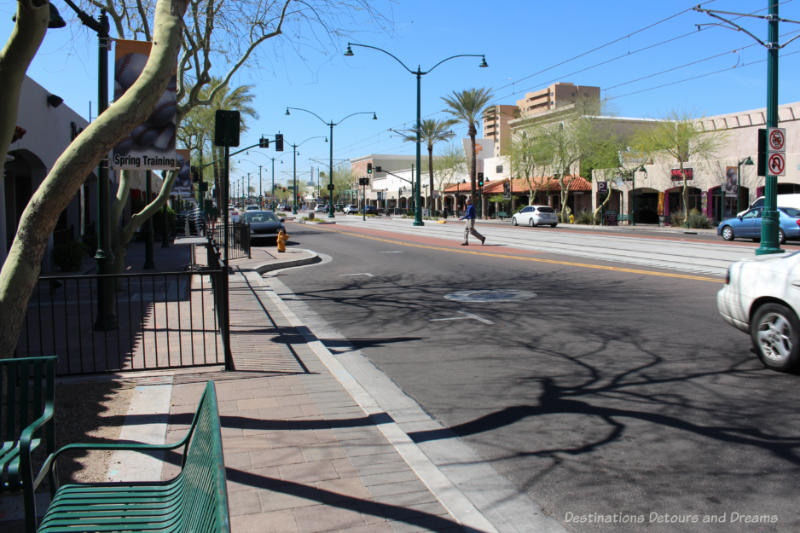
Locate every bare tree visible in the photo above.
<box><xmin>433</xmin><ymin>142</ymin><xmax>467</xmax><ymax>213</ymax></box>
<box><xmin>0</xmin><ymin>0</ymin><xmax>187</xmax><ymax>357</ymax></box>
<box><xmin>74</xmin><ymin>0</ymin><xmax>387</xmax><ymax>271</ymax></box>
<box><xmin>510</xmin><ymin>126</ymin><xmax>554</xmax><ymax>206</ymax></box>
<box><xmin>633</xmin><ymin>111</ymin><xmax>722</xmax><ymax>225</ymax></box>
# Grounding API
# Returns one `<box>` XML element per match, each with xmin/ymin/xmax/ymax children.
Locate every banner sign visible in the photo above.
<box><xmin>670</xmin><ymin>168</ymin><xmax>693</xmax><ymax>181</ymax></box>
<box><xmin>111</xmin><ymin>39</ymin><xmax>179</xmax><ymax>170</ymax></box>
<box><xmin>172</xmin><ymin>149</ymin><xmax>193</xmax><ymax>199</ymax></box>
<box><xmin>724</xmin><ymin>166</ymin><xmax>738</xmax><ymax>197</ymax></box>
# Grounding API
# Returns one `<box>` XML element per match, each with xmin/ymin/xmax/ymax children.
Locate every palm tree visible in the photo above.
<box><xmin>442</xmin><ymin>88</ymin><xmax>493</xmax><ymax>212</ymax></box>
<box><xmin>395</xmin><ymin>119</ymin><xmax>456</xmax><ymax>210</ymax></box>
<box><xmin>180</xmin><ymin>79</ymin><xmax>258</xmax><ymax>205</ymax></box>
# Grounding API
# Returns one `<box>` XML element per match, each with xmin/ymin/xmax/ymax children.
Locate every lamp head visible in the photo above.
<box><xmin>48</xmin><ymin>4</ymin><xmax>67</xmax><ymax>28</ymax></box>
<box><xmin>344</xmin><ymin>44</ymin><xmax>354</xmax><ymax>57</ymax></box>
<box><xmin>372</xmin><ymin>113</ymin><xmax>378</xmax><ymax>120</ymax></box>
<box><xmin>744</xmin><ymin>156</ymin><xmax>754</xmax><ymax>165</ymax></box>
<box><xmin>479</xmin><ymin>56</ymin><xmax>488</xmax><ymax>68</ymax></box>
<box><xmin>46</xmin><ymin>94</ymin><xmax>63</xmax><ymax>108</ymax></box>
<box><xmin>12</xmin><ymin>4</ymin><xmax>66</xmax><ymax>28</ymax></box>
<box><xmin>285</xmin><ymin>108</ymin><xmax>290</xmax><ymax>116</ymax></box>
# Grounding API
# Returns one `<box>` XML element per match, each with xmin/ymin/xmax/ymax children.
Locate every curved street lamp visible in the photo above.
<box><xmin>286</xmin><ymin>136</ymin><xmax>327</xmax><ymax>214</ymax></box>
<box><xmin>286</xmin><ymin>107</ymin><xmax>377</xmax><ymax>218</ymax></box>
<box><xmin>345</xmin><ymin>42</ymin><xmax>487</xmax><ymax>226</ymax></box>
<box><xmin>737</xmin><ymin>156</ymin><xmax>754</xmax><ymax>215</ymax></box>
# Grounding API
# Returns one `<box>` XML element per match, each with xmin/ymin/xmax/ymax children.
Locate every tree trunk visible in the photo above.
<box><xmin>0</xmin><ymin>1</ymin><xmax>49</xmax><ymax>173</ymax></box>
<box><xmin>427</xmin><ymin>145</ymin><xmax>434</xmax><ymax>211</ymax></box>
<box><xmin>469</xmin><ymin>124</ymin><xmax>477</xmax><ymax>203</ymax></box>
<box><xmin>0</xmin><ymin>0</ymin><xmax>186</xmax><ymax>358</ymax></box>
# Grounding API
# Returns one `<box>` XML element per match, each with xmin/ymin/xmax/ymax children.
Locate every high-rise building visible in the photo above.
<box><xmin>482</xmin><ymin>105</ymin><xmax>519</xmax><ymax>157</ymax></box>
<box><xmin>516</xmin><ymin>82</ymin><xmax>600</xmax><ymax>118</ymax></box>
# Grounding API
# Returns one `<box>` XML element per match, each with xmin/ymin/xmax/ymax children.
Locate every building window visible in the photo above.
<box><xmin>496</xmin><ymin>165</ymin><xmax>503</xmax><ymax>173</ymax></box>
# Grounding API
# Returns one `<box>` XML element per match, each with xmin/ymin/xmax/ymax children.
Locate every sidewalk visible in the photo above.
<box><xmin>187</xmin><ymin>244</ymin><xmax>494</xmax><ymax>532</ymax></box>
<box><xmin>1</xmin><ymin>238</ymin><xmax>500</xmax><ymax>532</ymax></box>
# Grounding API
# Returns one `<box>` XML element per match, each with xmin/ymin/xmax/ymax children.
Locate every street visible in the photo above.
<box><xmin>269</xmin><ymin>218</ymin><xmax>800</xmax><ymax>532</ymax></box>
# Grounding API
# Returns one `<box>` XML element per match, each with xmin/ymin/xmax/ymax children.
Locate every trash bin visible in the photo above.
<box><xmin>604</xmin><ymin>210</ymin><xmax>618</xmax><ymax>226</ymax></box>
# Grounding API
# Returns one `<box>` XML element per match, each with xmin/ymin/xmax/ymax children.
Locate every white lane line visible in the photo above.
<box><xmin>341</xmin><ymin>273</ymin><xmax>374</xmax><ymax>277</ymax></box>
<box><xmin>431</xmin><ymin>311</ymin><xmax>495</xmax><ymax>325</ymax></box>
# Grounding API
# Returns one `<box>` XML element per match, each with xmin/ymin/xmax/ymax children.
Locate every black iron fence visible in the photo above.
<box><xmin>18</xmin><ymin>265</ymin><xmax>229</xmax><ymax>376</ymax></box>
<box><xmin>209</xmin><ymin>223</ymin><xmax>250</xmax><ymax>260</ymax></box>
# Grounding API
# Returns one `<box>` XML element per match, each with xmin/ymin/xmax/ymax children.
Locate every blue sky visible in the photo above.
<box><xmin>4</xmin><ymin>1</ymin><xmax>800</xmax><ymax>188</ymax></box>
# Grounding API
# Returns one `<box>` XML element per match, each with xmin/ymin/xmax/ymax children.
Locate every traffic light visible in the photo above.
<box><xmin>275</xmin><ymin>133</ymin><xmax>284</xmax><ymax>152</ymax></box>
<box><xmin>478</xmin><ymin>172</ymin><xmax>484</xmax><ymax>187</ymax></box>
<box><xmin>757</xmin><ymin>128</ymin><xmax>766</xmax><ymax>177</ymax></box>
<box><xmin>259</xmin><ymin>136</ymin><xmax>269</xmax><ymax>148</ymax></box>
<box><xmin>367</xmin><ymin>162</ymin><xmax>373</xmax><ymax>174</ymax></box>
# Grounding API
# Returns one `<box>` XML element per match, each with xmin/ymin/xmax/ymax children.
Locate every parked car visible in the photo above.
<box><xmin>276</xmin><ymin>204</ymin><xmax>290</xmax><ymax>211</ymax></box>
<box><xmin>718</xmin><ymin>251</ymin><xmax>800</xmax><ymax>371</ymax></box>
<box><xmin>230</xmin><ymin>207</ymin><xmax>240</xmax><ymax>223</ymax></box>
<box><xmin>343</xmin><ymin>205</ymin><xmax>359</xmax><ymax>214</ymax></box>
<box><xmin>241</xmin><ymin>210</ymin><xmax>285</xmax><ymax>243</ymax></box>
<box><xmin>738</xmin><ymin>193</ymin><xmax>800</xmax><ymax>216</ymax></box>
<box><xmin>314</xmin><ymin>204</ymin><xmax>329</xmax><ymax>213</ymax></box>
<box><xmin>511</xmin><ymin>205</ymin><xmax>558</xmax><ymax>227</ymax></box>
<box><xmin>717</xmin><ymin>207</ymin><xmax>800</xmax><ymax>244</ymax></box>
<box><xmin>360</xmin><ymin>205</ymin><xmax>378</xmax><ymax>216</ymax></box>
<box><xmin>245</xmin><ymin>205</ymin><xmax>260</xmax><ymax>211</ymax></box>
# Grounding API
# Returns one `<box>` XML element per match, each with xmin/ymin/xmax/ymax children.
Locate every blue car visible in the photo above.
<box><xmin>717</xmin><ymin>207</ymin><xmax>800</xmax><ymax>244</ymax></box>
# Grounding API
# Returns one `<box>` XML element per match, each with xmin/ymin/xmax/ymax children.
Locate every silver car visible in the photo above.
<box><xmin>511</xmin><ymin>205</ymin><xmax>558</xmax><ymax>227</ymax></box>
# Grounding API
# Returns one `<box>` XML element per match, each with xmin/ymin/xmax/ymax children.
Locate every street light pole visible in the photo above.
<box><xmin>694</xmin><ymin>2</ymin><xmax>791</xmax><ymax>254</ymax></box>
<box><xmin>271</xmin><ymin>158</ymin><xmax>277</xmax><ymax>209</ymax></box>
<box><xmin>346</xmin><ymin>43</ymin><xmax>487</xmax><ymax>227</ymax></box>
<box><xmin>63</xmin><ymin>1</ymin><xmax>116</xmax><ymax>329</ymax></box>
<box><xmin>759</xmin><ymin>0</ymin><xmax>781</xmax><ymax>254</ymax></box>
<box><xmin>737</xmin><ymin>156</ymin><xmax>754</xmax><ymax>214</ymax></box>
<box><xmin>288</xmin><ymin>136</ymin><xmax>326</xmax><ymax>215</ymax></box>
<box><xmin>285</xmin><ymin>107</ymin><xmax>376</xmax><ymax>218</ymax></box>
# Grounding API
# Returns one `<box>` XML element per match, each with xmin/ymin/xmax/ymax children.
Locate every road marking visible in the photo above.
<box><xmin>431</xmin><ymin>311</ymin><xmax>495</xmax><ymax>325</ymax></box>
<box><xmin>341</xmin><ymin>272</ymin><xmax>374</xmax><ymax>278</ymax></box>
<box><xmin>313</xmin><ymin>226</ymin><xmax>723</xmax><ymax>283</ymax></box>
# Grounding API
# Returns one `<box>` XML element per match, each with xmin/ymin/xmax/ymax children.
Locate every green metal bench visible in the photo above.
<box><xmin>38</xmin><ymin>381</ymin><xmax>229</xmax><ymax>532</ymax></box>
<box><xmin>497</xmin><ymin>211</ymin><xmax>508</xmax><ymax>220</ymax></box>
<box><xmin>1</xmin><ymin>355</ymin><xmax>57</xmax><ymax>533</ymax></box>
<box><xmin>617</xmin><ymin>213</ymin><xmax>632</xmax><ymax>223</ymax></box>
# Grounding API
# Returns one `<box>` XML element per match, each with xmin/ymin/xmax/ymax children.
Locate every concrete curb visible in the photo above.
<box><xmin>251</xmin><ymin>249</ymin><xmax>321</xmax><ymax>274</ymax></box>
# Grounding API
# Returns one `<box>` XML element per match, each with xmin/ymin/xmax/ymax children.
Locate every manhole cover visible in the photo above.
<box><xmin>444</xmin><ymin>289</ymin><xmax>537</xmax><ymax>303</ymax></box>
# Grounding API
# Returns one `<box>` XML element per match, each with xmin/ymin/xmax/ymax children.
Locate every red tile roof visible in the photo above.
<box><xmin>447</xmin><ymin>175</ymin><xmax>591</xmax><ymax>195</ymax></box>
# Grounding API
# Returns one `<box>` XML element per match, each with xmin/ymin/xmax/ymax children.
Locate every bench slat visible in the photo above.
<box><xmin>39</xmin><ymin>381</ymin><xmax>229</xmax><ymax>532</ymax></box>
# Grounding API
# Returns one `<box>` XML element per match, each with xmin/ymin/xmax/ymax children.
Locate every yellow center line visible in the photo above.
<box><xmin>310</xmin><ymin>224</ymin><xmax>724</xmax><ymax>283</ymax></box>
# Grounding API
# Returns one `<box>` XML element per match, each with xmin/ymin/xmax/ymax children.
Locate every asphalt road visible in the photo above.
<box><xmin>270</xmin><ymin>220</ymin><xmax>800</xmax><ymax>533</ymax></box>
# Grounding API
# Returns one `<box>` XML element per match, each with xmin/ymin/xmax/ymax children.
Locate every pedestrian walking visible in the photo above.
<box><xmin>459</xmin><ymin>197</ymin><xmax>485</xmax><ymax>246</ymax></box>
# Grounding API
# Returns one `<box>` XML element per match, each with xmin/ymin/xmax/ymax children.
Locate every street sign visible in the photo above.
<box><xmin>768</xmin><ymin>152</ymin><xmax>786</xmax><ymax>176</ymax></box>
<box><xmin>327</xmin><ymin>183</ymin><xmax>334</xmax><ymax>190</ymax></box>
<box><xmin>598</xmin><ymin>181</ymin><xmax>608</xmax><ymax>195</ymax></box>
<box><xmin>768</xmin><ymin>127</ymin><xmax>786</xmax><ymax>152</ymax></box>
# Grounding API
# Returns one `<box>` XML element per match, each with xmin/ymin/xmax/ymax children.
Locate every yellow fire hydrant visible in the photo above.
<box><xmin>277</xmin><ymin>229</ymin><xmax>288</xmax><ymax>253</ymax></box>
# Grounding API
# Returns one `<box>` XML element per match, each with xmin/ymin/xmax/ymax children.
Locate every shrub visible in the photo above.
<box><xmin>575</xmin><ymin>210</ymin><xmax>595</xmax><ymax>225</ymax></box>
<box><xmin>670</xmin><ymin>208</ymin><xmax>712</xmax><ymax>229</ymax></box>
<box><xmin>52</xmin><ymin>240</ymin><xmax>87</xmax><ymax>272</ymax></box>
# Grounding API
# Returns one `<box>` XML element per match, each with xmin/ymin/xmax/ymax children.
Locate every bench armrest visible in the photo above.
<box><xmin>18</xmin><ymin>406</ymin><xmax>55</xmax><ymax>454</ymax></box>
<box><xmin>42</xmin><ymin>436</ymin><xmax>191</xmax><ymax>484</ymax></box>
